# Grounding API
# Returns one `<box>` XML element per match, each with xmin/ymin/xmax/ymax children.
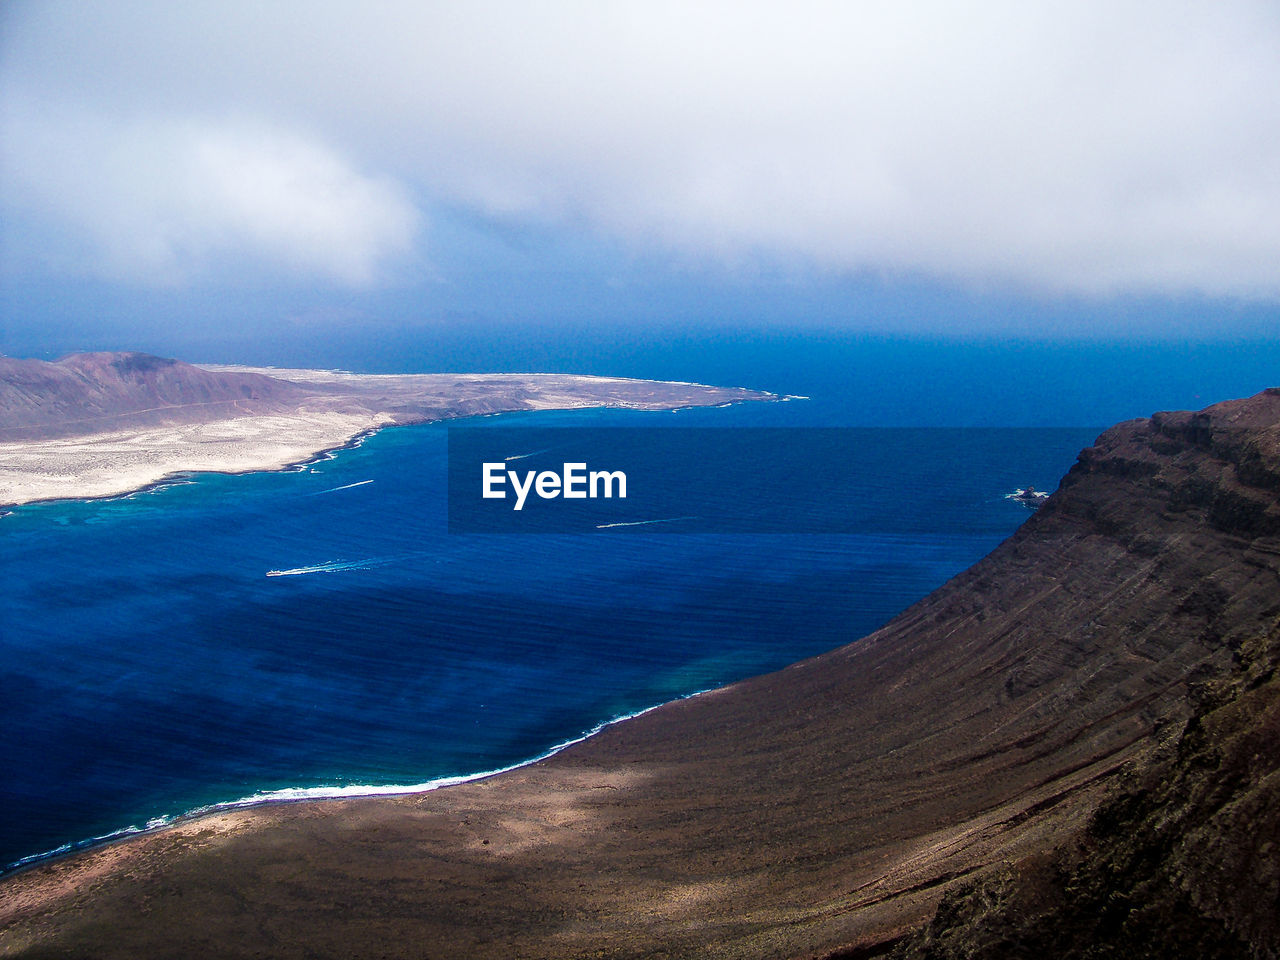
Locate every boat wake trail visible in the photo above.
<box><xmin>265</xmin><ymin>557</ymin><xmax>392</xmax><ymax>577</ymax></box>
<box><xmin>595</xmin><ymin>516</ymin><xmax>697</xmax><ymax>529</ymax></box>
<box><xmin>313</xmin><ymin>479</ymin><xmax>375</xmax><ymax>495</ymax></box>
<box><xmin>504</xmin><ymin>448</ymin><xmax>555</xmax><ymax>462</ymax></box>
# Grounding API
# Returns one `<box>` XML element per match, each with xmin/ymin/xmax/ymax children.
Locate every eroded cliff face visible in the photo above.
<box><xmin>2</xmin><ymin>390</ymin><xmax>1277</xmax><ymax>960</ymax></box>
<box><xmin>1045</xmin><ymin>387</ymin><xmax>1280</xmax><ymax>544</ymax></box>
<box><xmin>888</xmin><ymin>389</ymin><xmax>1280</xmax><ymax>960</ymax></box>
<box><xmin>889</xmin><ymin>623</ymin><xmax>1280</xmax><ymax>960</ymax></box>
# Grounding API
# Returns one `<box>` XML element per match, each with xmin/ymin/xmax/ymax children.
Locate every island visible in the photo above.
<box><xmin>0</xmin><ymin>352</ymin><xmax>775</xmax><ymax>507</ymax></box>
<box><xmin>1</xmin><ymin>381</ymin><xmax>1278</xmax><ymax>959</ymax></box>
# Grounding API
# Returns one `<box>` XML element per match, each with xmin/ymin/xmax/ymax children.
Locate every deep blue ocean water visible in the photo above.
<box><xmin>8</xmin><ymin>329</ymin><xmax>1222</xmax><ymax>872</ymax></box>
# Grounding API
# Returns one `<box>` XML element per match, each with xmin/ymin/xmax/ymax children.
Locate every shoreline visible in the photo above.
<box><xmin>0</xmin><ymin>358</ymin><xmax>778</xmax><ymax>870</ymax></box>
<box><xmin>0</xmin><ymin>412</ymin><xmax>394</xmax><ymax>509</ymax></box>
<box><xmin>0</xmin><ymin>421</ymin><xmax>388</xmax><ymax>511</ymax></box>
<box><xmin>3</xmin><ymin>389</ymin><xmax>1278</xmax><ymax>957</ymax></box>
<box><xmin>1</xmin><ymin>688</ymin><xmax>713</xmax><ymax>878</ymax></box>
<box><xmin>0</xmin><ymin>365</ymin><xmax>777</xmax><ymax>509</ymax></box>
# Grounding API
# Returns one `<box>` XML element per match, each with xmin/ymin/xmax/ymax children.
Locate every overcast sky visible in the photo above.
<box><xmin>2</xmin><ymin>1</ymin><xmax>1279</xmax><ymax>348</ymax></box>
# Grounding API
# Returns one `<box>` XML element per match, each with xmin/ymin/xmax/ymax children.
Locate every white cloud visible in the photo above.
<box><xmin>1</xmin><ymin>104</ymin><xmax>419</xmax><ymax>286</ymax></box>
<box><xmin>3</xmin><ymin>0</ymin><xmax>1279</xmax><ymax>298</ymax></box>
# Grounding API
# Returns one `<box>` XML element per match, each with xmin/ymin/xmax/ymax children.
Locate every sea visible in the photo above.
<box><xmin>3</xmin><ymin>329</ymin><xmax>1274</xmax><ymax>872</ymax></box>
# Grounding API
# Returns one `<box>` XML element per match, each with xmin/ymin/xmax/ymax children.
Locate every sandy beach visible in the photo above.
<box><xmin>0</xmin><ymin>411</ymin><xmax>389</xmax><ymax>506</ymax></box>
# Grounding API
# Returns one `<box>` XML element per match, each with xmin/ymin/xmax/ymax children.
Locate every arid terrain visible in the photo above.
<box><xmin>1</xmin><ymin>383</ymin><xmax>1278</xmax><ymax>959</ymax></box>
<box><xmin>0</xmin><ymin>352</ymin><xmax>773</xmax><ymax>506</ymax></box>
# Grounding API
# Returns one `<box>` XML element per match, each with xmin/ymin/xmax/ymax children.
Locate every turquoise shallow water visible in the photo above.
<box><xmin>0</xmin><ymin>388</ymin><xmax>1098</xmax><ymax>870</ymax></box>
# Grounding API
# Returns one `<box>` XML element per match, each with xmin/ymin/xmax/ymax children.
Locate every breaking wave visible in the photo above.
<box><xmin>3</xmin><ymin>691</ymin><xmax>711</xmax><ymax>875</ymax></box>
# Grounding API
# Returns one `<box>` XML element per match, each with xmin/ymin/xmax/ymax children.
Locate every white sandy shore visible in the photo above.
<box><xmin>0</xmin><ymin>411</ymin><xmax>390</xmax><ymax>507</ymax></box>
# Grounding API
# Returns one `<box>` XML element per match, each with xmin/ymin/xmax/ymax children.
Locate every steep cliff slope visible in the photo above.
<box><xmin>2</xmin><ymin>390</ymin><xmax>1277</xmax><ymax>959</ymax></box>
<box><xmin>890</xmin><ymin>394</ymin><xmax>1280</xmax><ymax>960</ymax></box>
<box><xmin>889</xmin><ymin>623</ymin><xmax>1280</xmax><ymax>960</ymax></box>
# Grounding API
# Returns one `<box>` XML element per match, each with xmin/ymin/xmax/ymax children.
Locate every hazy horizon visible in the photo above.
<box><xmin>2</xmin><ymin>1</ymin><xmax>1278</xmax><ymax>361</ymax></box>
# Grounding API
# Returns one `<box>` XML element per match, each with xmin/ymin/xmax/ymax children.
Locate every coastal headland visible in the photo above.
<box><xmin>2</xmin><ymin>376</ymin><xmax>1278</xmax><ymax>958</ymax></box>
<box><xmin>0</xmin><ymin>352</ymin><xmax>774</xmax><ymax>507</ymax></box>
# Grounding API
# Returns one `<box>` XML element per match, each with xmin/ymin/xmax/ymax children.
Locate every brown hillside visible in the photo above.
<box><xmin>0</xmin><ymin>353</ymin><xmax>310</xmax><ymax>439</ymax></box>
<box><xmin>2</xmin><ymin>389</ymin><xmax>1278</xmax><ymax>959</ymax></box>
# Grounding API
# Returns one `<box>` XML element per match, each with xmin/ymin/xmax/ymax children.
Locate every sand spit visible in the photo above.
<box><xmin>0</xmin><ymin>411</ymin><xmax>387</xmax><ymax>506</ymax></box>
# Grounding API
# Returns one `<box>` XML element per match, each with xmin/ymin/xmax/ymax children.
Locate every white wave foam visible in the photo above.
<box><xmin>1004</xmin><ymin>488</ymin><xmax>1049</xmax><ymax>502</ymax></box>
<box><xmin>4</xmin><ymin>690</ymin><xmax>713</xmax><ymax>875</ymax></box>
<box><xmin>4</xmin><ymin>816</ymin><xmax>169</xmax><ymax>872</ymax></box>
<box><xmin>203</xmin><ymin>695</ymin><xmax>692</xmax><ymax>809</ymax></box>
<box><xmin>8</xmin><ymin>841</ymin><xmax>74</xmax><ymax>870</ymax></box>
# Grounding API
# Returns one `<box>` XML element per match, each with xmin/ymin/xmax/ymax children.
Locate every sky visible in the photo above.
<box><xmin>1</xmin><ymin>1</ymin><xmax>1279</xmax><ymax>358</ymax></box>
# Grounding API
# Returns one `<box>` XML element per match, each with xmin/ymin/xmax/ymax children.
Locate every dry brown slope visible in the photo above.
<box><xmin>3</xmin><ymin>389</ymin><xmax>1279</xmax><ymax>959</ymax></box>
<box><xmin>0</xmin><ymin>353</ymin><xmax>312</xmax><ymax>439</ymax></box>
<box><xmin>889</xmin><ymin>616</ymin><xmax>1280</xmax><ymax>960</ymax></box>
